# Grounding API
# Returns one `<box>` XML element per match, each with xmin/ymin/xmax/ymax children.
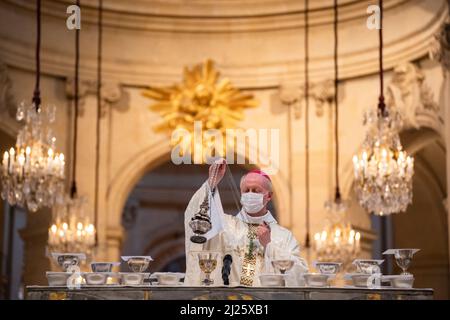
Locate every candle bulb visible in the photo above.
<box><xmin>355</xmin><ymin>232</ymin><xmax>361</xmax><ymax>251</ymax></box>
<box><xmin>59</xmin><ymin>154</ymin><xmax>65</xmax><ymax>177</ymax></box>
<box><xmin>2</xmin><ymin>151</ymin><xmax>8</xmax><ymax>172</ymax></box>
<box><xmin>25</xmin><ymin>146</ymin><xmax>31</xmax><ymax>170</ymax></box>
<box><xmin>9</xmin><ymin>148</ymin><xmax>15</xmax><ymax>173</ymax></box>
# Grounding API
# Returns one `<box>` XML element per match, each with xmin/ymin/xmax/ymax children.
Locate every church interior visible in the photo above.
<box><xmin>0</xmin><ymin>0</ymin><xmax>449</xmax><ymax>300</ymax></box>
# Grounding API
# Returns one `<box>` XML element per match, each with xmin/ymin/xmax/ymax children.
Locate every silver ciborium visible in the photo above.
<box><xmin>51</xmin><ymin>253</ymin><xmax>86</xmax><ymax>272</ymax></box>
<box><xmin>383</xmin><ymin>249</ymin><xmax>420</xmax><ymax>275</ymax></box>
<box><xmin>313</xmin><ymin>261</ymin><xmax>342</xmax><ymax>275</ymax></box>
<box><xmin>189</xmin><ymin>193</ymin><xmax>212</xmax><ymax>244</ymax></box>
<box><xmin>121</xmin><ymin>256</ymin><xmax>153</xmax><ymax>273</ymax></box>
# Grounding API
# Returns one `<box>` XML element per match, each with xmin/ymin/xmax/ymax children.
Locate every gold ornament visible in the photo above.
<box><xmin>143</xmin><ymin>60</ymin><xmax>258</xmax><ymax>157</ymax></box>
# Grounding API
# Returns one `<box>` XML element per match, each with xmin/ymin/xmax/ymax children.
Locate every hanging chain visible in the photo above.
<box><xmin>32</xmin><ymin>0</ymin><xmax>41</xmax><ymax>111</ymax></box>
<box><xmin>71</xmin><ymin>0</ymin><xmax>81</xmax><ymax>198</ymax></box>
<box><xmin>334</xmin><ymin>0</ymin><xmax>341</xmax><ymax>201</ymax></box>
<box><xmin>208</xmin><ymin>161</ymin><xmax>241</xmax><ymax>214</ymax></box>
<box><xmin>378</xmin><ymin>0</ymin><xmax>386</xmax><ymax>116</ymax></box>
<box><xmin>93</xmin><ymin>0</ymin><xmax>103</xmax><ymax>246</ymax></box>
<box><xmin>304</xmin><ymin>0</ymin><xmax>311</xmax><ymax>248</ymax></box>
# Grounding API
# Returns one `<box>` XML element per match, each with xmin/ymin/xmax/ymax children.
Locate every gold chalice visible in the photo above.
<box><xmin>196</xmin><ymin>251</ymin><xmax>220</xmax><ymax>285</ymax></box>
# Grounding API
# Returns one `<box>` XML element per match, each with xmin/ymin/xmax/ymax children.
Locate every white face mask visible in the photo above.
<box><xmin>240</xmin><ymin>192</ymin><xmax>265</xmax><ymax>214</ymax></box>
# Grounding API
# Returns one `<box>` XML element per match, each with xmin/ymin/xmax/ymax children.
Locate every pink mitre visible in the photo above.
<box><xmin>247</xmin><ymin>169</ymin><xmax>271</xmax><ymax>182</ymax></box>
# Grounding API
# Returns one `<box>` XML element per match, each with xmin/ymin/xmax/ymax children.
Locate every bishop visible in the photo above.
<box><xmin>184</xmin><ymin>159</ymin><xmax>309</xmax><ymax>286</ymax></box>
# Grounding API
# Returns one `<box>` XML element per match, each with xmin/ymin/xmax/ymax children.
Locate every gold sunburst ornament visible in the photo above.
<box><xmin>143</xmin><ymin>60</ymin><xmax>258</xmax><ymax>160</ymax></box>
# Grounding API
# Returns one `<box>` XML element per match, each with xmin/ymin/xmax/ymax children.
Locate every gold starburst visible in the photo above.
<box><xmin>143</xmin><ymin>60</ymin><xmax>258</xmax><ymax>157</ymax></box>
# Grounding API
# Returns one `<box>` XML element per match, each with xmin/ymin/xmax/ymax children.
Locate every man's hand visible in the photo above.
<box><xmin>208</xmin><ymin>158</ymin><xmax>227</xmax><ymax>189</ymax></box>
<box><xmin>257</xmin><ymin>221</ymin><xmax>271</xmax><ymax>248</ymax></box>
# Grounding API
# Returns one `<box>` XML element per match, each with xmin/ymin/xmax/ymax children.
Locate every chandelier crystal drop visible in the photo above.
<box><xmin>1</xmin><ymin>102</ymin><xmax>65</xmax><ymax>212</ymax></box>
<box><xmin>48</xmin><ymin>195</ymin><xmax>96</xmax><ymax>254</ymax></box>
<box><xmin>352</xmin><ymin>108</ymin><xmax>414</xmax><ymax>216</ymax></box>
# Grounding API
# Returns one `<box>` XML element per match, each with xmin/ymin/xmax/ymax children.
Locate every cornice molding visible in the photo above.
<box><xmin>0</xmin><ymin>0</ymin><xmax>447</xmax><ymax>88</ymax></box>
<box><xmin>5</xmin><ymin>0</ymin><xmax>408</xmax><ymax>32</ymax></box>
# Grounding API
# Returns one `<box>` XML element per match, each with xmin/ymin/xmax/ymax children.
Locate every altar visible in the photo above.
<box><xmin>25</xmin><ymin>286</ymin><xmax>433</xmax><ymax>300</ymax></box>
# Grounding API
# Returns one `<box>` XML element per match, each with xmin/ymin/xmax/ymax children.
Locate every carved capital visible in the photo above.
<box><xmin>429</xmin><ymin>21</ymin><xmax>450</xmax><ymax>72</ymax></box>
<box><xmin>279</xmin><ymin>80</ymin><xmax>335</xmax><ymax>118</ymax></box>
<box><xmin>65</xmin><ymin>78</ymin><xmax>125</xmax><ymax>117</ymax></box>
<box><xmin>386</xmin><ymin>62</ymin><xmax>439</xmax><ymax>129</ymax></box>
<box><xmin>0</xmin><ymin>62</ymin><xmax>17</xmax><ymax>118</ymax></box>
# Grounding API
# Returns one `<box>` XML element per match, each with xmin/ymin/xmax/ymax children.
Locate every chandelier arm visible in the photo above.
<box><xmin>32</xmin><ymin>0</ymin><xmax>41</xmax><ymax>111</ymax></box>
<box><xmin>93</xmin><ymin>0</ymin><xmax>103</xmax><ymax>246</ymax></box>
<box><xmin>333</xmin><ymin>0</ymin><xmax>341</xmax><ymax>201</ymax></box>
<box><xmin>71</xmin><ymin>0</ymin><xmax>81</xmax><ymax>199</ymax></box>
<box><xmin>378</xmin><ymin>0</ymin><xmax>386</xmax><ymax>116</ymax></box>
<box><xmin>304</xmin><ymin>0</ymin><xmax>311</xmax><ymax>248</ymax></box>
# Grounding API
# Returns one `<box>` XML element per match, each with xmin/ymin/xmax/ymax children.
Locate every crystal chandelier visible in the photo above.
<box><xmin>352</xmin><ymin>0</ymin><xmax>414</xmax><ymax>216</ymax></box>
<box><xmin>352</xmin><ymin>109</ymin><xmax>414</xmax><ymax>215</ymax></box>
<box><xmin>48</xmin><ymin>195</ymin><xmax>96</xmax><ymax>254</ymax></box>
<box><xmin>314</xmin><ymin>0</ymin><xmax>361</xmax><ymax>268</ymax></box>
<box><xmin>314</xmin><ymin>200</ymin><xmax>361</xmax><ymax>267</ymax></box>
<box><xmin>1</xmin><ymin>0</ymin><xmax>65</xmax><ymax>212</ymax></box>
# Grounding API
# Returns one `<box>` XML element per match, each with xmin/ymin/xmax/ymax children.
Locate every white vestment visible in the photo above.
<box><xmin>184</xmin><ymin>182</ymin><xmax>309</xmax><ymax>286</ymax></box>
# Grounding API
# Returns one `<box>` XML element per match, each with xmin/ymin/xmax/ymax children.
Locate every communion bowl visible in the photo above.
<box><xmin>259</xmin><ymin>274</ymin><xmax>286</xmax><ymax>287</ymax></box>
<box><xmin>352</xmin><ymin>259</ymin><xmax>384</xmax><ymax>274</ymax></box>
<box><xmin>303</xmin><ymin>273</ymin><xmax>331</xmax><ymax>287</ymax></box>
<box><xmin>152</xmin><ymin>272</ymin><xmax>185</xmax><ymax>285</ymax></box>
<box><xmin>383</xmin><ymin>275</ymin><xmax>415</xmax><ymax>289</ymax></box>
<box><xmin>46</xmin><ymin>272</ymin><xmax>71</xmax><ymax>286</ymax></box>
<box><xmin>90</xmin><ymin>262</ymin><xmax>120</xmax><ymax>273</ymax></box>
<box><xmin>51</xmin><ymin>253</ymin><xmax>86</xmax><ymax>272</ymax></box>
<box><xmin>121</xmin><ymin>256</ymin><xmax>153</xmax><ymax>273</ymax></box>
<box><xmin>350</xmin><ymin>274</ymin><xmax>372</xmax><ymax>287</ymax></box>
<box><xmin>119</xmin><ymin>272</ymin><xmax>150</xmax><ymax>285</ymax></box>
<box><xmin>82</xmin><ymin>272</ymin><xmax>117</xmax><ymax>285</ymax></box>
<box><xmin>313</xmin><ymin>262</ymin><xmax>342</xmax><ymax>275</ymax></box>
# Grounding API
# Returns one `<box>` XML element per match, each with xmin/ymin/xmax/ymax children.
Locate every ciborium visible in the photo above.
<box><xmin>383</xmin><ymin>249</ymin><xmax>420</xmax><ymax>275</ymax></box>
<box><xmin>51</xmin><ymin>253</ymin><xmax>86</xmax><ymax>272</ymax></box>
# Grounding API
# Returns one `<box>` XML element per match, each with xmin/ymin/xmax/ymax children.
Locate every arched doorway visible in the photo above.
<box><xmin>120</xmin><ymin>161</ymin><xmax>278</xmax><ymax>273</ymax></box>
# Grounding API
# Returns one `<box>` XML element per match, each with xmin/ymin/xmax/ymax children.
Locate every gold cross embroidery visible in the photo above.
<box><xmin>239</xmin><ymin>223</ymin><xmax>259</xmax><ymax>286</ymax></box>
<box><xmin>243</xmin><ymin>263</ymin><xmax>255</xmax><ymax>277</ymax></box>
